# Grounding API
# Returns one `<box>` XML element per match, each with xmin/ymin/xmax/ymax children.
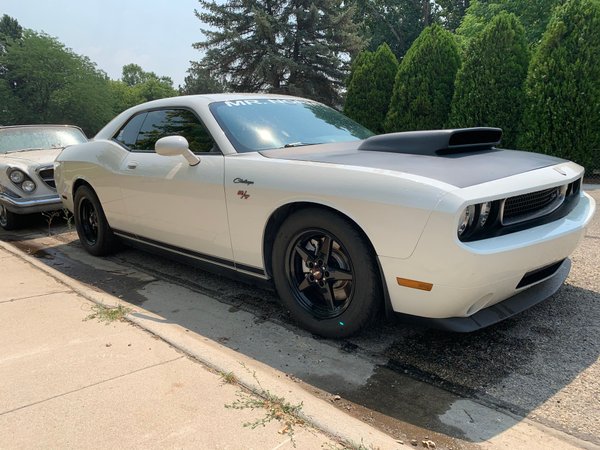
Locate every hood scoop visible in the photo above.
<box><xmin>358</xmin><ymin>127</ymin><xmax>503</xmax><ymax>156</ymax></box>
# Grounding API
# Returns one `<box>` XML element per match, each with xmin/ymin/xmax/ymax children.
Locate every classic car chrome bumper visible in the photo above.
<box><xmin>0</xmin><ymin>192</ymin><xmax>63</xmax><ymax>214</ymax></box>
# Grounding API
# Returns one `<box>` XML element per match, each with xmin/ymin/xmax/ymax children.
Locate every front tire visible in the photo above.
<box><xmin>73</xmin><ymin>185</ymin><xmax>118</xmax><ymax>256</ymax></box>
<box><xmin>0</xmin><ymin>205</ymin><xmax>19</xmax><ymax>230</ymax></box>
<box><xmin>272</xmin><ymin>208</ymin><xmax>382</xmax><ymax>338</ymax></box>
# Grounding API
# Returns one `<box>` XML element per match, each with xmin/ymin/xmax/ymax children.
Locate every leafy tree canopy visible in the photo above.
<box><xmin>180</xmin><ymin>61</ymin><xmax>224</xmax><ymax>95</ymax></box>
<box><xmin>0</xmin><ymin>30</ymin><xmax>113</xmax><ymax>134</ymax></box>
<box><xmin>385</xmin><ymin>24</ymin><xmax>460</xmax><ymax>132</ymax></box>
<box><xmin>449</xmin><ymin>12</ymin><xmax>529</xmax><ymax>147</ymax></box>
<box><xmin>457</xmin><ymin>0</ymin><xmax>565</xmax><ymax>47</ymax></box>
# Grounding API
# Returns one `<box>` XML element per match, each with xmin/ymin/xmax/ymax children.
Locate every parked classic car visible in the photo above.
<box><xmin>54</xmin><ymin>94</ymin><xmax>595</xmax><ymax>337</ymax></box>
<box><xmin>0</xmin><ymin>125</ymin><xmax>87</xmax><ymax>230</ymax></box>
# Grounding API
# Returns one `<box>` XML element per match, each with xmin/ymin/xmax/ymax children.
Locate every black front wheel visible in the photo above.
<box><xmin>74</xmin><ymin>185</ymin><xmax>118</xmax><ymax>256</ymax></box>
<box><xmin>0</xmin><ymin>205</ymin><xmax>19</xmax><ymax>230</ymax></box>
<box><xmin>272</xmin><ymin>208</ymin><xmax>382</xmax><ymax>338</ymax></box>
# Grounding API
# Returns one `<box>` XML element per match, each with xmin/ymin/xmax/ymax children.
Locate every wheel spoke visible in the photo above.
<box><xmin>317</xmin><ymin>235</ymin><xmax>332</xmax><ymax>264</ymax></box>
<box><xmin>328</xmin><ymin>268</ymin><xmax>352</xmax><ymax>282</ymax></box>
<box><xmin>294</xmin><ymin>244</ymin><xmax>312</xmax><ymax>263</ymax></box>
<box><xmin>320</xmin><ymin>282</ymin><xmax>336</xmax><ymax>311</ymax></box>
<box><xmin>298</xmin><ymin>277</ymin><xmax>311</xmax><ymax>292</ymax></box>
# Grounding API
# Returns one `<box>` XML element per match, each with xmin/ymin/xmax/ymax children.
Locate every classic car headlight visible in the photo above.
<box><xmin>9</xmin><ymin>169</ymin><xmax>26</xmax><ymax>184</ymax></box>
<box><xmin>21</xmin><ymin>180</ymin><xmax>36</xmax><ymax>192</ymax></box>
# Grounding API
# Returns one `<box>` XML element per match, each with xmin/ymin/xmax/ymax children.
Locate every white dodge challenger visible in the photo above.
<box><xmin>54</xmin><ymin>94</ymin><xmax>596</xmax><ymax>338</ymax></box>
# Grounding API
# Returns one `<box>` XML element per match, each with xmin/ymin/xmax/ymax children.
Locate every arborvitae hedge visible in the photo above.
<box><xmin>344</xmin><ymin>43</ymin><xmax>398</xmax><ymax>133</ymax></box>
<box><xmin>520</xmin><ymin>0</ymin><xmax>600</xmax><ymax>170</ymax></box>
<box><xmin>385</xmin><ymin>25</ymin><xmax>460</xmax><ymax>132</ymax></box>
<box><xmin>449</xmin><ymin>12</ymin><xmax>529</xmax><ymax>148</ymax></box>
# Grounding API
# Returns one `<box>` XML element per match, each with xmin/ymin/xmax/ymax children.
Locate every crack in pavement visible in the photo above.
<box><xmin>0</xmin><ymin>356</ymin><xmax>184</xmax><ymax>417</ymax></box>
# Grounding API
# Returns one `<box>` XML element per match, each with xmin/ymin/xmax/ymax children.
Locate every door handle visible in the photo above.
<box><xmin>127</xmin><ymin>162</ymin><xmax>138</xmax><ymax>169</ymax></box>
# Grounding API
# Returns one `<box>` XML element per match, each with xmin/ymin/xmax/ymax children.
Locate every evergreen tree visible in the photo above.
<box><xmin>344</xmin><ymin>43</ymin><xmax>398</xmax><ymax>133</ymax></box>
<box><xmin>385</xmin><ymin>24</ymin><xmax>460</xmax><ymax>132</ymax></box>
<box><xmin>520</xmin><ymin>0</ymin><xmax>600</xmax><ymax>169</ymax></box>
<box><xmin>194</xmin><ymin>0</ymin><xmax>362</xmax><ymax>105</ymax></box>
<box><xmin>449</xmin><ymin>12</ymin><xmax>529</xmax><ymax>147</ymax></box>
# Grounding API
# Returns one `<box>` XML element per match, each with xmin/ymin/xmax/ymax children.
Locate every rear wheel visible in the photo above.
<box><xmin>272</xmin><ymin>208</ymin><xmax>382</xmax><ymax>338</ymax></box>
<box><xmin>74</xmin><ymin>185</ymin><xmax>118</xmax><ymax>256</ymax></box>
<box><xmin>0</xmin><ymin>205</ymin><xmax>19</xmax><ymax>230</ymax></box>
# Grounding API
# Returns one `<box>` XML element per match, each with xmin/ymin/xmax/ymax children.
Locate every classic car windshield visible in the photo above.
<box><xmin>0</xmin><ymin>127</ymin><xmax>87</xmax><ymax>154</ymax></box>
<box><xmin>209</xmin><ymin>99</ymin><xmax>373</xmax><ymax>153</ymax></box>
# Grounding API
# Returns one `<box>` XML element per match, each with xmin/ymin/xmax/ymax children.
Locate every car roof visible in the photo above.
<box><xmin>0</xmin><ymin>124</ymin><xmax>82</xmax><ymax>130</ymax></box>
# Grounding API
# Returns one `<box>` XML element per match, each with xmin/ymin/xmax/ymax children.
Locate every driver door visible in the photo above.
<box><xmin>114</xmin><ymin>108</ymin><xmax>233</xmax><ymax>264</ymax></box>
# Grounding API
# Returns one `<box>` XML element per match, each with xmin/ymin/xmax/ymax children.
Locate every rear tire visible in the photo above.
<box><xmin>0</xmin><ymin>205</ymin><xmax>19</xmax><ymax>230</ymax></box>
<box><xmin>74</xmin><ymin>185</ymin><xmax>118</xmax><ymax>256</ymax></box>
<box><xmin>272</xmin><ymin>208</ymin><xmax>382</xmax><ymax>338</ymax></box>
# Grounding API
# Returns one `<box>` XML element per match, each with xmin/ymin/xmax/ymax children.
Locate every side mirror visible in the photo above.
<box><xmin>155</xmin><ymin>136</ymin><xmax>200</xmax><ymax>166</ymax></box>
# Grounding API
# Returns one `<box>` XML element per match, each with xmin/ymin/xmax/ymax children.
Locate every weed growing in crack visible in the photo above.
<box><xmin>42</xmin><ymin>208</ymin><xmax>73</xmax><ymax>235</ymax></box>
<box><xmin>84</xmin><ymin>304</ymin><xmax>131</xmax><ymax>324</ymax></box>
<box><xmin>224</xmin><ymin>362</ymin><xmax>305</xmax><ymax>445</ymax></box>
<box><xmin>219</xmin><ymin>371</ymin><xmax>237</xmax><ymax>385</ymax></box>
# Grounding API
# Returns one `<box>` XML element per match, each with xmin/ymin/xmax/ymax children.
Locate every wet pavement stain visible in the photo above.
<box><xmin>304</xmin><ymin>366</ymin><xmax>473</xmax><ymax>448</ymax></box>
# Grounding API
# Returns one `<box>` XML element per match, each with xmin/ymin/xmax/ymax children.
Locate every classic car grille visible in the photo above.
<box><xmin>502</xmin><ymin>186</ymin><xmax>566</xmax><ymax>225</ymax></box>
<box><xmin>37</xmin><ymin>167</ymin><xmax>56</xmax><ymax>189</ymax></box>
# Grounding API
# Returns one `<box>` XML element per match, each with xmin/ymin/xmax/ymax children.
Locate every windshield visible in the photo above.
<box><xmin>0</xmin><ymin>126</ymin><xmax>87</xmax><ymax>154</ymax></box>
<box><xmin>209</xmin><ymin>99</ymin><xmax>373</xmax><ymax>153</ymax></box>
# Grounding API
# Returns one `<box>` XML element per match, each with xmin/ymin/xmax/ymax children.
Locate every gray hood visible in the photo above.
<box><xmin>259</xmin><ymin>142</ymin><xmax>566</xmax><ymax>188</ymax></box>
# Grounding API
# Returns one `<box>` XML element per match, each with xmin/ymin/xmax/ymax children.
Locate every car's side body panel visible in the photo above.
<box><xmin>223</xmin><ymin>152</ymin><xmax>451</xmax><ymax>270</ymax></box>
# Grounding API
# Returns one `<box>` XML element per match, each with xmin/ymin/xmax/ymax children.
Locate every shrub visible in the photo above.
<box><xmin>520</xmin><ymin>0</ymin><xmax>600</xmax><ymax>170</ymax></box>
<box><xmin>449</xmin><ymin>12</ymin><xmax>529</xmax><ymax>148</ymax></box>
<box><xmin>385</xmin><ymin>25</ymin><xmax>460</xmax><ymax>132</ymax></box>
<box><xmin>344</xmin><ymin>43</ymin><xmax>398</xmax><ymax>133</ymax></box>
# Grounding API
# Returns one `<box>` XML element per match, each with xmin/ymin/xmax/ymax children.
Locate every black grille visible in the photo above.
<box><xmin>503</xmin><ymin>187</ymin><xmax>562</xmax><ymax>224</ymax></box>
<box><xmin>38</xmin><ymin>168</ymin><xmax>56</xmax><ymax>189</ymax></box>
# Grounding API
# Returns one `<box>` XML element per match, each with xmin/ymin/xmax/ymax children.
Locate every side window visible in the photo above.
<box><xmin>133</xmin><ymin>109</ymin><xmax>217</xmax><ymax>154</ymax></box>
<box><xmin>113</xmin><ymin>113</ymin><xmax>146</xmax><ymax>148</ymax></box>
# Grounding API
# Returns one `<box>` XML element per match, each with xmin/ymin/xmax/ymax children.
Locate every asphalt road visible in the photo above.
<box><xmin>2</xmin><ymin>188</ymin><xmax>598</xmax><ymax>448</ymax></box>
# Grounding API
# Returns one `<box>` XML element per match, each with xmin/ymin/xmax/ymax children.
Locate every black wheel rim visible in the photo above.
<box><xmin>79</xmin><ymin>198</ymin><xmax>99</xmax><ymax>245</ymax></box>
<box><xmin>0</xmin><ymin>205</ymin><xmax>7</xmax><ymax>227</ymax></box>
<box><xmin>285</xmin><ymin>229</ymin><xmax>355</xmax><ymax>320</ymax></box>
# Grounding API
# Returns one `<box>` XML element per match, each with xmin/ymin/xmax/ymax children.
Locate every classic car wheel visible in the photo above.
<box><xmin>272</xmin><ymin>209</ymin><xmax>381</xmax><ymax>338</ymax></box>
<box><xmin>0</xmin><ymin>205</ymin><xmax>19</xmax><ymax>230</ymax></box>
<box><xmin>74</xmin><ymin>186</ymin><xmax>118</xmax><ymax>256</ymax></box>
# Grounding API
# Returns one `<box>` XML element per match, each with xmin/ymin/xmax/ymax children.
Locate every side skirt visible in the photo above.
<box><xmin>113</xmin><ymin>229</ymin><xmax>273</xmax><ymax>290</ymax></box>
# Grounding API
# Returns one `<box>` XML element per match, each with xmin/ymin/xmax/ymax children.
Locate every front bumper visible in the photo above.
<box><xmin>380</xmin><ymin>192</ymin><xmax>595</xmax><ymax>325</ymax></box>
<box><xmin>0</xmin><ymin>192</ymin><xmax>63</xmax><ymax>214</ymax></box>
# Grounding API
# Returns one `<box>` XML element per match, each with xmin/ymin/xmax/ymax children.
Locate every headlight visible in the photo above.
<box><xmin>479</xmin><ymin>202</ymin><xmax>492</xmax><ymax>227</ymax></box>
<box><xmin>22</xmin><ymin>180</ymin><xmax>36</xmax><ymax>192</ymax></box>
<box><xmin>9</xmin><ymin>170</ymin><xmax>25</xmax><ymax>184</ymax></box>
<box><xmin>458</xmin><ymin>201</ymin><xmax>499</xmax><ymax>240</ymax></box>
<box><xmin>457</xmin><ymin>205</ymin><xmax>476</xmax><ymax>237</ymax></box>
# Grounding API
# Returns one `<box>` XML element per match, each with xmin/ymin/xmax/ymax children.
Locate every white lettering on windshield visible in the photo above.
<box><xmin>223</xmin><ymin>99</ymin><xmax>316</xmax><ymax>107</ymax></box>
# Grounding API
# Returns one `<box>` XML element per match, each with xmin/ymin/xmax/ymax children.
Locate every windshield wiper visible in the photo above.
<box><xmin>283</xmin><ymin>142</ymin><xmax>322</xmax><ymax>148</ymax></box>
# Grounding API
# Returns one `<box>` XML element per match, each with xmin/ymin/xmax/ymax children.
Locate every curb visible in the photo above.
<box><xmin>0</xmin><ymin>239</ymin><xmax>401</xmax><ymax>449</ymax></box>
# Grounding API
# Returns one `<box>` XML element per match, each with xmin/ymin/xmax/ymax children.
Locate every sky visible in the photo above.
<box><xmin>1</xmin><ymin>0</ymin><xmax>205</xmax><ymax>87</ymax></box>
